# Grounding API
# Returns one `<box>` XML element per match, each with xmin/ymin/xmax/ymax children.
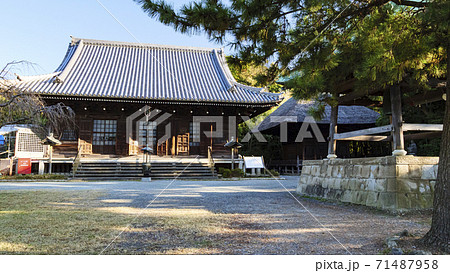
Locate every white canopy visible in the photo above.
<box><xmin>0</xmin><ymin>125</ymin><xmax>34</xmax><ymax>135</ymax></box>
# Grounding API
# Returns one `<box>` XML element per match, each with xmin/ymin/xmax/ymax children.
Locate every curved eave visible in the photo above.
<box><xmin>40</xmin><ymin>94</ymin><xmax>279</xmax><ymax>108</ymax></box>
<box><xmin>13</xmin><ymin>37</ymin><xmax>284</xmax><ymax>105</ymax></box>
<box><xmin>14</xmin><ymin>76</ymin><xmax>282</xmax><ymax>105</ymax></box>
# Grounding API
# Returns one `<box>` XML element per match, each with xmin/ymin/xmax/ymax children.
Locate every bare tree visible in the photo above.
<box><xmin>0</xmin><ymin>61</ymin><xmax>75</xmax><ymax>138</ymax></box>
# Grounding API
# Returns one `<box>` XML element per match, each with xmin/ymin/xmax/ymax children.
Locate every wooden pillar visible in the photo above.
<box><xmin>327</xmin><ymin>105</ymin><xmax>339</xmax><ymax>159</ymax></box>
<box><xmin>171</xmin><ymin>135</ymin><xmax>176</xmax><ymax>156</ymax></box>
<box><xmin>210</xmin><ymin>124</ymin><xmax>213</xmax><ymax>148</ymax></box>
<box><xmin>390</xmin><ymin>85</ymin><xmax>407</xmax><ymax>156</ymax></box>
<box><xmin>165</xmin><ymin>139</ymin><xmax>168</xmax><ymax>156</ymax></box>
<box><xmin>48</xmin><ymin>146</ymin><xmax>53</xmax><ymax>174</ymax></box>
<box><xmin>302</xmin><ymin>143</ymin><xmax>305</xmax><ymax>161</ymax></box>
<box><xmin>231</xmin><ymin>148</ymin><xmax>234</xmax><ymax>169</ymax></box>
<box><xmin>38</xmin><ymin>160</ymin><xmax>45</xmax><ymax>175</ymax></box>
<box><xmin>9</xmin><ymin>158</ymin><xmax>13</xmax><ymax>176</ymax></box>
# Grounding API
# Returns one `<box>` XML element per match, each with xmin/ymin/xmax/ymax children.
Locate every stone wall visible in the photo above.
<box><xmin>0</xmin><ymin>159</ymin><xmax>11</xmax><ymax>175</ymax></box>
<box><xmin>297</xmin><ymin>156</ymin><xmax>438</xmax><ymax>211</ymax></box>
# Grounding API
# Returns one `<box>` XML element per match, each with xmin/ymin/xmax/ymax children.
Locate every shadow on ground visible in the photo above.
<box><xmin>0</xmin><ymin>179</ymin><xmax>432</xmax><ymax>254</ymax></box>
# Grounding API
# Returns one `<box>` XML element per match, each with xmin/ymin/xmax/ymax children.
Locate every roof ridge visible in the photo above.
<box><xmin>55</xmin><ymin>39</ymin><xmax>85</xmax><ymax>83</ymax></box>
<box><xmin>211</xmin><ymin>49</ymin><xmax>235</xmax><ymax>92</ymax></box>
<box><xmin>233</xmin><ymin>81</ymin><xmax>263</xmax><ymax>92</ymax></box>
<box><xmin>71</xmin><ymin>36</ymin><xmax>220</xmax><ymax>52</ymax></box>
<box><xmin>15</xmin><ymin>72</ymin><xmax>61</xmax><ymax>82</ymax></box>
<box><xmin>212</xmin><ymin>49</ymin><xmax>282</xmax><ymax>100</ymax></box>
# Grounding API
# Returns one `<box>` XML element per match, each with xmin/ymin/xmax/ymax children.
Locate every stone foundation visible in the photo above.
<box><xmin>297</xmin><ymin>156</ymin><xmax>438</xmax><ymax>211</ymax></box>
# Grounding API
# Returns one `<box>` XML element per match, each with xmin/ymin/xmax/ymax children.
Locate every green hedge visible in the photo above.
<box><xmin>220</xmin><ymin>168</ymin><xmax>244</xmax><ymax>178</ymax></box>
<box><xmin>268</xmin><ymin>169</ymin><xmax>280</xmax><ymax>177</ymax></box>
<box><xmin>231</xmin><ymin>168</ymin><xmax>244</xmax><ymax>177</ymax></box>
<box><xmin>0</xmin><ymin>174</ymin><xmax>67</xmax><ymax>180</ymax></box>
<box><xmin>222</xmin><ymin>169</ymin><xmax>232</xmax><ymax>178</ymax></box>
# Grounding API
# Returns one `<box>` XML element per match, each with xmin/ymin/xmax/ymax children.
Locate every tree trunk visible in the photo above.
<box><xmin>422</xmin><ymin>43</ymin><xmax>450</xmax><ymax>252</ymax></box>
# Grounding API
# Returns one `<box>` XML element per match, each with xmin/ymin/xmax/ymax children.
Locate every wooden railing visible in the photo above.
<box><xmin>128</xmin><ymin>140</ymin><xmax>140</xmax><ymax>156</ymax></box>
<box><xmin>72</xmin><ymin>146</ymin><xmax>83</xmax><ymax>178</ymax></box>
<box><xmin>268</xmin><ymin>159</ymin><xmax>302</xmax><ymax>174</ymax></box>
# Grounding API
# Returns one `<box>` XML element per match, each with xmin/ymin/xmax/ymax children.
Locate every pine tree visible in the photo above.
<box><xmin>136</xmin><ymin>0</ymin><xmax>449</xmax><ymax>250</ymax></box>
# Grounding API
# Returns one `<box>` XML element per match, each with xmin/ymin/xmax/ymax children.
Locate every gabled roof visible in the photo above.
<box><xmin>257</xmin><ymin>98</ymin><xmax>380</xmax><ymax>132</ymax></box>
<box><xmin>14</xmin><ymin>37</ymin><xmax>282</xmax><ymax>106</ymax></box>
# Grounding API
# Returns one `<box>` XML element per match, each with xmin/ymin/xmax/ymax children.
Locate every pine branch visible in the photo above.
<box><xmin>391</xmin><ymin>0</ymin><xmax>430</xmax><ymax>8</ymax></box>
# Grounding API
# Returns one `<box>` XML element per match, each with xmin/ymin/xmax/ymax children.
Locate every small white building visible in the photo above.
<box><xmin>0</xmin><ymin>125</ymin><xmax>47</xmax><ymax>159</ymax></box>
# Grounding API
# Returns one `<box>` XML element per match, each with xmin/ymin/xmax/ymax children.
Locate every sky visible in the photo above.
<box><xmin>0</xmin><ymin>0</ymin><xmax>223</xmax><ymax>76</ymax></box>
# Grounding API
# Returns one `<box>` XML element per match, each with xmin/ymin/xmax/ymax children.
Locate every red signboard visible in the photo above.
<box><xmin>17</xmin><ymin>158</ymin><xmax>31</xmax><ymax>175</ymax></box>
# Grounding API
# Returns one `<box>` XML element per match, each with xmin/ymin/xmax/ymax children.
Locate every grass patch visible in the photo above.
<box><xmin>0</xmin><ymin>190</ymin><xmax>258</xmax><ymax>254</ymax></box>
<box><xmin>0</xmin><ymin>190</ymin><xmax>133</xmax><ymax>254</ymax></box>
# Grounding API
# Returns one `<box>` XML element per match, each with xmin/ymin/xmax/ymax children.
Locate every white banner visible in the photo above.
<box><xmin>243</xmin><ymin>156</ymin><xmax>265</xmax><ymax>169</ymax></box>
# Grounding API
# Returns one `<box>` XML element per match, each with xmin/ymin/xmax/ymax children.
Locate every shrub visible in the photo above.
<box><xmin>222</xmin><ymin>169</ymin><xmax>232</xmax><ymax>178</ymax></box>
<box><xmin>218</xmin><ymin>167</ymin><xmax>225</xmax><ymax>174</ymax></box>
<box><xmin>268</xmin><ymin>169</ymin><xmax>280</xmax><ymax>177</ymax></box>
<box><xmin>231</xmin><ymin>168</ymin><xmax>244</xmax><ymax>177</ymax></box>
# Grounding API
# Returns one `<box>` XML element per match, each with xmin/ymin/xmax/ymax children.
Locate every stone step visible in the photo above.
<box><xmin>77</xmin><ymin>166</ymin><xmax>212</xmax><ymax>170</ymax></box>
<box><xmin>82</xmin><ymin>162</ymin><xmax>204</xmax><ymax>164</ymax></box>
<box><xmin>74</xmin><ymin>170</ymin><xmax>141</xmax><ymax>174</ymax></box>
<box><xmin>149</xmin><ymin>177</ymin><xmax>216</xmax><ymax>180</ymax></box>
<box><xmin>150</xmin><ymin>168</ymin><xmax>213</xmax><ymax>171</ymax></box>
<box><xmin>70</xmin><ymin>177</ymin><xmax>141</xmax><ymax>181</ymax></box>
<box><xmin>76</xmin><ymin>167</ymin><xmax>142</xmax><ymax>171</ymax></box>
<box><xmin>76</xmin><ymin>169</ymin><xmax>213</xmax><ymax>174</ymax></box>
<box><xmin>74</xmin><ymin>161</ymin><xmax>216</xmax><ymax>179</ymax></box>
<box><xmin>71</xmin><ymin>176</ymin><xmax>217</xmax><ymax>181</ymax></box>
<box><xmin>78</xmin><ymin>164</ymin><xmax>141</xmax><ymax>167</ymax></box>
<box><xmin>149</xmin><ymin>169</ymin><xmax>214</xmax><ymax>172</ymax></box>
<box><xmin>74</xmin><ymin>174</ymin><xmax>143</xmax><ymax>178</ymax></box>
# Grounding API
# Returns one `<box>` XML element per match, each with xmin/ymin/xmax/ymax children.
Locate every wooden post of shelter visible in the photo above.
<box><xmin>48</xmin><ymin>145</ymin><xmax>53</xmax><ymax>174</ymax></box>
<box><xmin>327</xmin><ymin>105</ymin><xmax>339</xmax><ymax>159</ymax></box>
<box><xmin>390</xmin><ymin>85</ymin><xmax>407</xmax><ymax>156</ymax></box>
<box><xmin>210</xmin><ymin>124</ymin><xmax>213</xmax><ymax>149</ymax></box>
<box><xmin>9</xmin><ymin>158</ymin><xmax>13</xmax><ymax>176</ymax></box>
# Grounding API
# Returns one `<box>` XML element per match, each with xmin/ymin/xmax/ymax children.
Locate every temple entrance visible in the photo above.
<box><xmin>92</xmin><ymin>119</ymin><xmax>117</xmax><ymax>154</ymax></box>
<box><xmin>200</xmin><ymin>122</ymin><xmax>215</xmax><ymax>156</ymax></box>
<box><xmin>138</xmin><ymin>121</ymin><xmax>157</xmax><ymax>149</ymax></box>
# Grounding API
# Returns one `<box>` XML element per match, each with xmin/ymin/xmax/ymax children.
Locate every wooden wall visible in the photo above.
<box><xmin>43</xmin><ymin>98</ymin><xmax>258</xmax><ymax>157</ymax></box>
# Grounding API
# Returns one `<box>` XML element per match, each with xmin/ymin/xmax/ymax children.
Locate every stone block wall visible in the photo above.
<box><xmin>0</xmin><ymin>159</ymin><xmax>11</xmax><ymax>175</ymax></box>
<box><xmin>297</xmin><ymin>156</ymin><xmax>438</xmax><ymax>211</ymax></box>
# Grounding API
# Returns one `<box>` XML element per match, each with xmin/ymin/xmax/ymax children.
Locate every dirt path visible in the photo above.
<box><xmin>0</xmin><ymin>177</ymin><xmax>432</xmax><ymax>254</ymax></box>
<box><xmin>108</xmin><ymin>178</ymin><xmax>430</xmax><ymax>254</ymax></box>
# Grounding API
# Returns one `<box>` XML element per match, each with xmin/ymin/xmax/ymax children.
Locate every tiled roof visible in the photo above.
<box><xmin>257</xmin><ymin>98</ymin><xmax>380</xmax><ymax>131</ymax></box>
<box><xmin>15</xmin><ymin>37</ymin><xmax>282</xmax><ymax>105</ymax></box>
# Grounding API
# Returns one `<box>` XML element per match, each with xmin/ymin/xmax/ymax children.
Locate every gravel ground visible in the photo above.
<box><xmin>0</xmin><ymin>177</ymin><xmax>432</xmax><ymax>254</ymax></box>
